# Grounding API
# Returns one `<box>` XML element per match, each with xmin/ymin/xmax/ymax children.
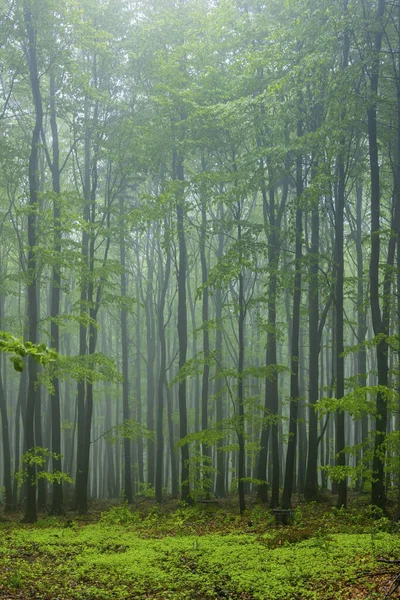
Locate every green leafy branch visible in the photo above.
<box><xmin>317</xmin><ymin>385</ymin><xmax>399</xmax><ymax>419</ymax></box>
<box><xmin>16</xmin><ymin>447</ymin><xmax>73</xmax><ymax>486</ymax></box>
<box><xmin>91</xmin><ymin>419</ymin><xmax>154</xmax><ymax>446</ymax></box>
<box><xmin>0</xmin><ymin>331</ymin><xmax>58</xmax><ymax>373</ymax></box>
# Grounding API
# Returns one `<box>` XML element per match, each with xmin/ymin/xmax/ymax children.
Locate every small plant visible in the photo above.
<box><xmin>35</xmin><ymin>516</ymin><xmax>61</xmax><ymax>528</ymax></box>
<box><xmin>8</xmin><ymin>572</ymin><xmax>23</xmax><ymax>589</ymax></box>
<box><xmin>313</xmin><ymin>527</ymin><xmax>332</xmax><ymax>553</ymax></box>
<box><xmin>135</xmin><ymin>482</ymin><xmax>155</xmax><ymax>499</ymax></box>
<box><xmin>100</xmin><ymin>504</ymin><xmax>139</xmax><ymax>526</ymax></box>
<box><xmin>293</xmin><ymin>506</ymin><xmax>304</xmax><ymax>526</ymax></box>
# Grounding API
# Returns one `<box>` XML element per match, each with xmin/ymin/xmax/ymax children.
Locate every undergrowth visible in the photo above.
<box><xmin>0</xmin><ymin>496</ymin><xmax>399</xmax><ymax>599</ymax></box>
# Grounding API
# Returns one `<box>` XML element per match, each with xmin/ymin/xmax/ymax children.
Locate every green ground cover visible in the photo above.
<box><xmin>0</xmin><ymin>501</ymin><xmax>399</xmax><ymax>599</ymax></box>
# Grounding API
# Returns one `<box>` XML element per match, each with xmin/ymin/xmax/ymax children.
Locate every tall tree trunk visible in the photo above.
<box><xmin>257</xmin><ymin>159</ymin><xmax>286</xmax><ymax>507</ymax></box>
<box><xmin>237</xmin><ymin>205</ymin><xmax>246</xmax><ymax>515</ymax></box>
<box><xmin>144</xmin><ymin>235</ymin><xmax>156</xmax><ymax>487</ymax></box>
<box><xmin>155</xmin><ymin>223</ymin><xmax>171</xmax><ymax>503</ymax></box>
<box><xmin>282</xmin><ymin>120</ymin><xmax>303</xmax><ymax>510</ymax></box>
<box><xmin>200</xmin><ymin>167</ymin><xmax>210</xmax><ymax>494</ymax></box>
<box><xmin>335</xmin><ymin>6</ymin><xmax>350</xmax><ymax>509</ymax></box>
<box><xmin>305</xmin><ymin>200</ymin><xmax>320</xmax><ymax>500</ymax></box>
<box><xmin>48</xmin><ymin>73</ymin><xmax>63</xmax><ymax>514</ymax></box>
<box><xmin>214</xmin><ymin>203</ymin><xmax>225</xmax><ymax>497</ymax></box>
<box><xmin>355</xmin><ymin>182</ymin><xmax>368</xmax><ymax>489</ymax></box>
<box><xmin>174</xmin><ymin>144</ymin><xmax>191</xmax><ymax>504</ymax></box>
<box><xmin>120</xmin><ymin>196</ymin><xmax>133</xmax><ymax>503</ymax></box>
<box><xmin>367</xmin><ymin>0</ymin><xmax>390</xmax><ymax>510</ymax></box>
<box><xmin>0</xmin><ymin>363</ymin><xmax>12</xmax><ymax>511</ymax></box>
<box><xmin>135</xmin><ymin>245</ymin><xmax>144</xmax><ymax>485</ymax></box>
<box><xmin>336</xmin><ymin>151</ymin><xmax>347</xmax><ymax>508</ymax></box>
<box><xmin>23</xmin><ymin>1</ymin><xmax>44</xmax><ymax>523</ymax></box>
<box><xmin>74</xmin><ymin>96</ymin><xmax>91</xmax><ymax>512</ymax></box>
<box><xmin>14</xmin><ymin>365</ymin><xmax>27</xmax><ymax>506</ymax></box>
<box><xmin>297</xmin><ymin>324</ymin><xmax>307</xmax><ymax>494</ymax></box>
<box><xmin>187</xmin><ymin>274</ymin><xmax>200</xmax><ymax>434</ymax></box>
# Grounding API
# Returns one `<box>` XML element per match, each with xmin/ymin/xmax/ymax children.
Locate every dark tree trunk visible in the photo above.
<box><xmin>214</xmin><ymin>204</ymin><xmax>225</xmax><ymax>497</ymax></box>
<box><xmin>74</xmin><ymin>97</ymin><xmax>91</xmax><ymax>512</ymax></box>
<box><xmin>237</xmin><ymin>206</ymin><xmax>246</xmax><ymax>515</ymax></box>
<box><xmin>23</xmin><ymin>1</ymin><xmax>44</xmax><ymax>523</ymax></box>
<box><xmin>282</xmin><ymin>121</ymin><xmax>303</xmax><ymax>510</ymax></box>
<box><xmin>14</xmin><ymin>365</ymin><xmax>27</xmax><ymax>506</ymax></box>
<box><xmin>0</xmin><ymin>365</ymin><xmax>12</xmax><ymax>511</ymax></box>
<box><xmin>155</xmin><ymin>223</ymin><xmax>171</xmax><ymax>503</ymax></box>
<box><xmin>257</xmin><ymin>160</ymin><xmax>287</xmax><ymax>507</ymax></box>
<box><xmin>355</xmin><ymin>182</ymin><xmax>368</xmax><ymax>489</ymax></box>
<box><xmin>305</xmin><ymin>201</ymin><xmax>319</xmax><ymax>500</ymax></box>
<box><xmin>135</xmin><ymin>247</ymin><xmax>144</xmax><ymax>485</ymax></box>
<box><xmin>144</xmin><ymin>236</ymin><xmax>156</xmax><ymax>487</ymax></box>
<box><xmin>335</xmin><ymin>9</ymin><xmax>350</xmax><ymax>509</ymax></box>
<box><xmin>174</xmin><ymin>145</ymin><xmax>191</xmax><ymax>504</ymax></box>
<box><xmin>187</xmin><ymin>275</ymin><xmax>200</xmax><ymax>436</ymax></box>
<box><xmin>48</xmin><ymin>73</ymin><xmax>63</xmax><ymax>514</ymax></box>
<box><xmin>336</xmin><ymin>151</ymin><xmax>347</xmax><ymax>509</ymax></box>
<box><xmin>397</xmin><ymin>234</ymin><xmax>400</xmax><ymax>518</ymax></box>
<box><xmin>120</xmin><ymin>196</ymin><xmax>133</xmax><ymax>503</ymax></box>
<box><xmin>200</xmin><ymin>186</ymin><xmax>210</xmax><ymax>494</ymax></box>
<box><xmin>297</xmin><ymin>325</ymin><xmax>307</xmax><ymax>494</ymax></box>
<box><xmin>0</xmin><ymin>290</ymin><xmax>12</xmax><ymax>510</ymax></box>
<box><xmin>166</xmin><ymin>372</ymin><xmax>179</xmax><ymax>497</ymax></box>
<box><xmin>367</xmin><ymin>0</ymin><xmax>390</xmax><ymax>510</ymax></box>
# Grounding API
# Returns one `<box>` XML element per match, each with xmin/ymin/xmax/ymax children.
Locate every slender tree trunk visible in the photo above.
<box><xmin>135</xmin><ymin>247</ymin><xmax>144</xmax><ymax>485</ymax></box>
<box><xmin>200</xmin><ymin>182</ymin><xmax>210</xmax><ymax>494</ymax></box>
<box><xmin>282</xmin><ymin>120</ymin><xmax>303</xmax><ymax>510</ymax></box>
<box><xmin>305</xmin><ymin>201</ymin><xmax>319</xmax><ymax>500</ymax></box>
<box><xmin>297</xmin><ymin>324</ymin><xmax>307</xmax><ymax>494</ymax></box>
<box><xmin>237</xmin><ymin>207</ymin><xmax>246</xmax><ymax>515</ymax></box>
<box><xmin>13</xmin><ymin>368</ymin><xmax>26</xmax><ymax>506</ymax></box>
<box><xmin>174</xmin><ymin>144</ymin><xmax>191</xmax><ymax>503</ymax></box>
<box><xmin>336</xmin><ymin>152</ymin><xmax>347</xmax><ymax>508</ymax></box>
<box><xmin>0</xmin><ymin>364</ymin><xmax>12</xmax><ymax>511</ymax></box>
<box><xmin>144</xmin><ymin>236</ymin><xmax>156</xmax><ymax>487</ymax></box>
<box><xmin>335</xmin><ymin>8</ymin><xmax>350</xmax><ymax>509</ymax></box>
<box><xmin>367</xmin><ymin>0</ymin><xmax>390</xmax><ymax>510</ymax></box>
<box><xmin>355</xmin><ymin>182</ymin><xmax>368</xmax><ymax>489</ymax></box>
<box><xmin>215</xmin><ymin>204</ymin><xmax>225</xmax><ymax>497</ymax></box>
<box><xmin>187</xmin><ymin>273</ymin><xmax>200</xmax><ymax>435</ymax></box>
<box><xmin>155</xmin><ymin>223</ymin><xmax>171</xmax><ymax>503</ymax></box>
<box><xmin>48</xmin><ymin>73</ymin><xmax>63</xmax><ymax>514</ymax></box>
<box><xmin>257</xmin><ymin>160</ymin><xmax>286</xmax><ymax>507</ymax></box>
<box><xmin>23</xmin><ymin>1</ymin><xmax>44</xmax><ymax>523</ymax></box>
<box><xmin>74</xmin><ymin>97</ymin><xmax>91</xmax><ymax>512</ymax></box>
<box><xmin>120</xmin><ymin>196</ymin><xmax>133</xmax><ymax>503</ymax></box>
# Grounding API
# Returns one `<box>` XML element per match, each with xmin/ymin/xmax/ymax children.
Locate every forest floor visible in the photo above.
<box><xmin>0</xmin><ymin>494</ymin><xmax>400</xmax><ymax>600</ymax></box>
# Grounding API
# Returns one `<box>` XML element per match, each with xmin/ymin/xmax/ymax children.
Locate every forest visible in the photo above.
<box><xmin>1</xmin><ymin>0</ymin><xmax>400</xmax><ymax>598</ymax></box>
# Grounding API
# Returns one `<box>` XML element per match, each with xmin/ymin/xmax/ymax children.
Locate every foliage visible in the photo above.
<box><xmin>51</xmin><ymin>353</ymin><xmax>122</xmax><ymax>385</ymax></box>
<box><xmin>15</xmin><ymin>447</ymin><xmax>73</xmax><ymax>487</ymax></box>
<box><xmin>100</xmin><ymin>419</ymin><xmax>154</xmax><ymax>446</ymax></box>
<box><xmin>0</xmin><ymin>331</ymin><xmax>58</xmax><ymax>373</ymax></box>
<box><xmin>100</xmin><ymin>504</ymin><xmax>140</xmax><ymax>526</ymax></box>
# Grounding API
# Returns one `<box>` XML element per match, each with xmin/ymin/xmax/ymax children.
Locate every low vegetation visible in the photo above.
<box><xmin>1</xmin><ymin>497</ymin><xmax>400</xmax><ymax>599</ymax></box>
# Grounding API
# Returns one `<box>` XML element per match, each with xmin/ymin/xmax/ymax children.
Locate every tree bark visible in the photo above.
<box><xmin>23</xmin><ymin>1</ymin><xmax>44</xmax><ymax>523</ymax></box>
<box><xmin>282</xmin><ymin>120</ymin><xmax>303</xmax><ymax>510</ymax></box>
<box><xmin>48</xmin><ymin>73</ymin><xmax>63</xmax><ymax>514</ymax></box>
<box><xmin>155</xmin><ymin>221</ymin><xmax>171</xmax><ymax>503</ymax></box>
<box><xmin>174</xmin><ymin>144</ymin><xmax>191</xmax><ymax>503</ymax></box>
<box><xmin>120</xmin><ymin>195</ymin><xmax>133</xmax><ymax>503</ymax></box>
